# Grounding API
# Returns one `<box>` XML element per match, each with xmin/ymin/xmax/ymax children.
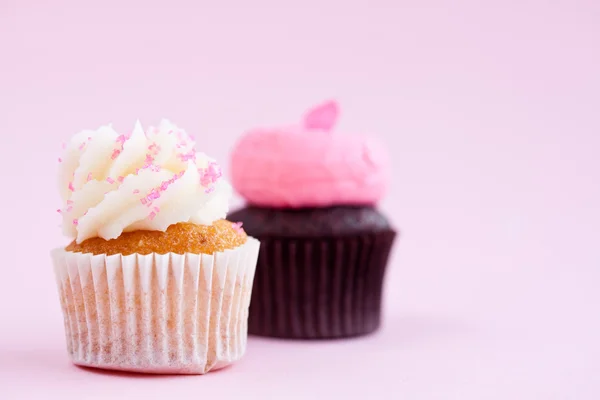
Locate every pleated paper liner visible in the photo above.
<box><xmin>51</xmin><ymin>237</ymin><xmax>260</xmax><ymax>374</ymax></box>
<box><xmin>248</xmin><ymin>231</ymin><xmax>396</xmax><ymax>339</ymax></box>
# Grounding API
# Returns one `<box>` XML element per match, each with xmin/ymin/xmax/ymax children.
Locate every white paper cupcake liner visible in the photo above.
<box><xmin>51</xmin><ymin>237</ymin><xmax>260</xmax><ymax>374</ymax></box>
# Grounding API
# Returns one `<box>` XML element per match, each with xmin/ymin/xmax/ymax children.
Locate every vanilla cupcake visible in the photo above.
<box><xmin>52</xmin><ymin>120</ymin><xmax>260</xmax><ymax>374</ymax></box>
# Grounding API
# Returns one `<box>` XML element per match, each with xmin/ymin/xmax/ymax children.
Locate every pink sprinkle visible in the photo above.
<box><xmin>205</xmin><ymin>187</ymin><xmax>215</xmax><ymax>194</ymax></box>
<box><xmin>68</xmin><ymin>182</ymin><xmax>75</xmax><ymax>192</ymax></box>
<box><xmin>214</xmin><ymin>164</ymin><xmax>222</xmax><ymax>178</ymax></box>
<box><xmin>72</xmin><ymin>219</ymin><xmax>78</xmax><ymax>226</ymax></box>
<box><xmin>232</xmin><ymin>222</ymin><xmax>244</xmax><ymax>234</ymax></box>
<box><xmin>141</xmin><ymin>198</ymin><xmax>148</xmax><ymax>205</ymax></box>
<box><xmin>78</xmin><ymin>142</ymin><xmax>86</xmax><ymax>150</ymax></box>
<box><xmin>133</xmin><ymin>189</ymin><xmax>140</xmax><ymax>194</ymax></box>
<box><xmin>57</xmin><ymin>209</ymin><xmax>62</xmax><ymax>214</ymax></box>
<box><xmin>66</xmin><ymin>206</ymin><xmax>73</xmax><ymax>212</ymax></box>
<box><xmin>61</xmin><ymin>142</ymin><xmax>66</xmax><ymax>149</ymax></box>
<box><xmin>106</xmin><ymin>177</ymin><xmax>115</xmax><ymax>184</ymax></box>
<box><xmin>153</xmin><ymin>206</ymin><xmax>160</xmax><ymax>213</ymax></box>
<box><xmin>144</xmin><ymin>154</ymin><xmax>154</xmax><ymax>166</ymax></box>
<box><xmin>58</xmin><ymin>157</ymin><xmax>62</xmax><ymax>163</ymax></box>
<box><xmin>117</xmin><ymin>176</ymin><xmax>124</xmax><ymax>183</ymax></box>
<box><xmin>67</xmin><ymin>200</ymin><xmax>74</xmax><ymax>205</ymax></box>
<box><xmin>87</xmin><ymin>136</ymin><xmax>92</xmax><ymax>141</ymax></box>
<box><xmin>148</xmin><ymin>211</ymin><xmax>157</xmax><ymax>220</ymax></box>
<box><xmin>179</xmin><ymin>151</ymin><xmax>196</xmax><ymax>162</ymax></box>
<box><xmin>160</xmin><ymin>181</ymin><xmax>169</xmax><ymax>191</ymax></box>
<box><xmin>199</xmin><ymin>162</ymin><xmax>222</xmax><ymax>187</ymax></box>
<box><xmin>135</xmin><ymin>168</ymin><xmax>140</xmax><ymax>175</ymax></box>
<box><xmin>116</xmin><ymin>134</ymin><xmax>127</xmax><ymax>144</ymax></box>
<box><xmin>86</xmin><ymin>173</ymin><xmax>93</xmax><ymax>182</ymax></box>
<box><xmin>147</xmin><ymin>143</ymin><xmax>161</xmax><ymax>155</ymax></box>
<box><xmin>111</xmin><ymin>149</ymin><xmax>121</xmax><ymax>160</ymax></box>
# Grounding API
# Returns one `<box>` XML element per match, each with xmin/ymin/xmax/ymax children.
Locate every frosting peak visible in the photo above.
<box><xmin>58</xmin><ymin>119</ymin><xmax>231</xmax><ymax>243</ymax></box>
<box><xmin>302</xmin><ymin>100</ymin><xmax>339</xmax><ymax>131</ymax></box>
<box><xmin>230</xmin><ymin>101</ymin><xmax>390</xmax><ymax>208</ymax></box>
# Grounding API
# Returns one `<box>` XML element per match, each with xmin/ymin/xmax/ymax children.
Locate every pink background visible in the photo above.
<box><xmin>1</xmin><ymin>0</ymin><xmax>599</xmax><ymax>398</ymax></box>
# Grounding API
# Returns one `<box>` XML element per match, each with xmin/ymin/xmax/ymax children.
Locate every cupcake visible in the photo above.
<box><xmin>229</xmin><ymin>101</ymin><xmax>396</xmax><ymax>339</ymax></box>
<box><xmin>52</xmin><ymin>119</ymin><xmax>260</xmax><ymax>374</ymax></box>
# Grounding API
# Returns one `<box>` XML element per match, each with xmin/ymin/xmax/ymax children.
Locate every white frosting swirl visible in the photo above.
<box><xmin>58</xmin><ymin>119</ymin><xmax>231</xmax><ymax>243</ymax></box>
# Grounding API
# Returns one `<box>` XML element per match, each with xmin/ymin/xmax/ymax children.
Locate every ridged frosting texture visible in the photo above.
<box><xmin>230</xmin><ymin>101</ymin><xmax>390</xmax><ymax>208</ymax></box>
<box><xmin>58</xmin><ymin>119</ymin><xmax>231</xmax><ymax>243</ymax></box>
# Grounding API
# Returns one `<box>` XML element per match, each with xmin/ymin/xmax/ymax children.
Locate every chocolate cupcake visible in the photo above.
<box><xmin>229</xmin><ymin>101</ymin><xmax>396</xmax><ymax>339</ymax></box>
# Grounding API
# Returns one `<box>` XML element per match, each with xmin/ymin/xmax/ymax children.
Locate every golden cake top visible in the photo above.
<box><xmin>66</xmin><ymin>220</ymin><xmax>247</xmax><ymax>256</ymax></box>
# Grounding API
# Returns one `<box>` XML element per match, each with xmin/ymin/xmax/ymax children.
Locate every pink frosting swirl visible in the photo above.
<box><xmin>230</xmin><ymin>101</ymin><xmax>390</xmax><ymax>208</ymax></box>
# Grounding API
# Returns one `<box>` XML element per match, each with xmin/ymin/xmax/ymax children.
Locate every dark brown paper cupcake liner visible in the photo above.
<box><xmin>248</xmin><ymin>230</ymin><xmax>396</xmax><ymax>339</ymax></box>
